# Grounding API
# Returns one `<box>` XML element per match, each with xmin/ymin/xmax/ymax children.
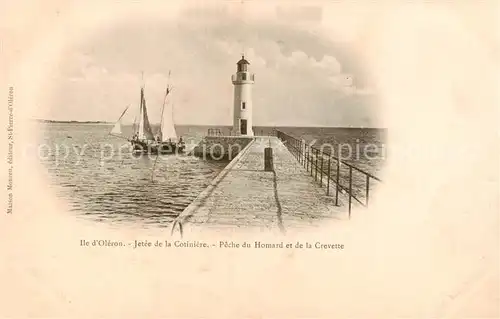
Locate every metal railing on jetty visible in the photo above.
<box><xmin>207</xmin><ymin>128</ymin><xmax>223</xmax><ymax>136</ymax></box>
<box><xmin>208</xmin><ymin>128</ymin><xmax>265</xmax><ymax>136</ymax></box>
<box><xmin>227</xmin><ymin>128</ymin><xmax>269</xmax><ymax>136</ymax></box>
<box><xmin>276</xmin><ymin>130</ymin><xmax>382</xmax><ymax>218</ymax></box>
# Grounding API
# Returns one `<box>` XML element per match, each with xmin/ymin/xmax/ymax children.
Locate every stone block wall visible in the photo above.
<box><xmin>191</xmin><ymin>136</ymin><xmax>253</xmax><ymax>161</ymax></box>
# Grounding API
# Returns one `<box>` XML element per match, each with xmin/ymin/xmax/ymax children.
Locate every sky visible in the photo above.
<box><xmin>36</xmin><ymin>1</ymin><xmax>383</xmax><ymax>127</ymax></box>
<box><xmin>10</xmin><ymin>0</ymin><xmax>499</xmax><ymax>127</ymax></box>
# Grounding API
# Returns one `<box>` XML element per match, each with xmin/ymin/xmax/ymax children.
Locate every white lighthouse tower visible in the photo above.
<box><xmin>232</xmin><ymin>55</ymin><xmax>255</xmax><ymax>136</ymax></box>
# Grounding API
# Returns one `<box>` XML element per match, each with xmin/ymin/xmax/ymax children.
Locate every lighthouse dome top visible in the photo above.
<box><xmin>237</xmin><ymin>55</ymin><xmax>250</xmax><ymax>65</ymax></box>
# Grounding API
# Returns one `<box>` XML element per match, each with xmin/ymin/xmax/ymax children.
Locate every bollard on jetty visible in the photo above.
<box><xmin>264</xmin><ymin>146</ymin><xmax>274</xmax><ymax>171</ymax></box>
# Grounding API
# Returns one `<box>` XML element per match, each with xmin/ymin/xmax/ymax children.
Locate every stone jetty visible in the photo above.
<box><xmin>172</xmin><ymin>136</ymin><xmax>347</xmax><ymax>234</ymax></box>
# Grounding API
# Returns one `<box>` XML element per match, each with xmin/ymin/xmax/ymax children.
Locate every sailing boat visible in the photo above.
<box><xmin>110</xmin><ymin>80</ymin><xmax>185</xmax><ymax>155</ymax></box>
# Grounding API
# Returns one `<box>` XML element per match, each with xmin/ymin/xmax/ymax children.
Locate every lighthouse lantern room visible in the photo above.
<box><xmin>232</xmin><ymin>55</ymin><xmax>255</xmax><ymax>136</ymax></box>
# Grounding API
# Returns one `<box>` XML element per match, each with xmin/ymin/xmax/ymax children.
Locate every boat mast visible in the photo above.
<box><xmin>137</xmin><ymin>87</ymin><xmax>145</xmax><ymax>139</ymax></box>
<box><xmin>158</xmin><ymin>70</ymin><xmax>173</xmax><ymax>141</ymax></box>
<box><xmin>134</xmin><ymin>72</ymin><xmax>144</xmax><ymax>135</ymax></box>
<box><xmin>159</xmin><ymin>87</ymin><xmax>169</xmax><ymax>132</ymax></box>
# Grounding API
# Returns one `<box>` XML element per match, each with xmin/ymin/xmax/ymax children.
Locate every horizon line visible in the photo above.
<box><xmin>31</xmin><ymin>119</ymin><xmax>387</xmax><ymax>129</ymax></box>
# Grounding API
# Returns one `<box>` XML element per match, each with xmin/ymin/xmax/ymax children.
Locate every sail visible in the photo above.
<box><xmin>156</xmin><ymin>86</ymin><xmax>177</xmax><ymax>141</ymax></box>
<box><xmin>110</xmin><ymin>105</ymin><xmax>129</xmax><ymax>136</ymax></box>
<box><xmin>111</xmin><ymin>121</ymin><xmax>122</xmax><ymax>134</ymax></box>
<box><xmin>137</xmin><ymin>88</ymin><xmax>155</xmax><ymax>141</ymax></box>
<box><xmin>160</xmin><ymin>101</ymin><xmax>177</xmax><ymax>141</ymax></box>
<box><xmin>132</xmin><ymin>116</ymin><xmax>137</xmax><ymax>135</ymax></box>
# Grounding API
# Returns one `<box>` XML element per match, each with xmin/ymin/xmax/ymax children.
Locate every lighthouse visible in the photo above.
<box><xmin>232</xmin><ymin>55</ymin><xmax>255</xmax><ymax>136</ymax></box>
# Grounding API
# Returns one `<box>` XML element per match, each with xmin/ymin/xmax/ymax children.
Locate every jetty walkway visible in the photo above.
<box><xmin>172</xmin><ymin>136</ymin><xmax>347</xmax><ymax>234</ymax></box>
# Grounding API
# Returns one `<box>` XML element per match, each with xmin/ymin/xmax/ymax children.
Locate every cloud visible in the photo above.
<box><xmin>47</xmin><ymin>10</ymin><xmax>378</xmax><ymax>126</ymax></box>
<box><xmin>315</xmin><ymin>55</ymin><xmax>342</xmax><ymax>74</ymax></box>
<box><xmin>78</xmin><ymin>65</ymin><xmax>108</xmax><ymax>81</ymax></box>
<box><xmin>288</xmin><ymin>50</ymin><xmax>309</xmax><ymax>65</ymax></box>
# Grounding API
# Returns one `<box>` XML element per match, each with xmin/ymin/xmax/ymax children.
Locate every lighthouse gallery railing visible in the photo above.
<box><xmin>231</xmin><ymin>74</ymin><xmax>255</xmax><ymax>82</ymax></box>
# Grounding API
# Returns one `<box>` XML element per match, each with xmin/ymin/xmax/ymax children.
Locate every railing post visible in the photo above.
<box><xmin>310</xmin><ymin>149</ymin><xmax>313</xmax><ymax>176</ymax></box>
<box><xmin>326</xmin><ymin>156</ymin><xmax>331</xmax><ymax>195</ymax></box>
<box><xmin>335</xmin><ymin>160</ymin><xmax>340</xmax><ymax>206</ymax></box>
<box><xmin>300</xmin><ymin>140</ymin><xmax>303</xmax><ymax>165</ymax></box>
<box><xmin>295</xmin><ymin>140</ymin><xmax>300</xmax><ymax>163</ymax></box>
<box><xmin>295</xmin><ymin>139</ymin><xmax>298</xmax><ymax>161</ymax></box>
<box><xmin>366</xmin><ymin>175</ymin><xmax>370</xmax><ymax>206</ymax></box>
<box><xmin>293</xmin><ymin>138</ymin><xmax>295</xmax><ymax>157</ymax></box>
<box><xmin>348</xmin><ymin>166</ymin><xmax>352</xmax><ymax>219</ymax></box>
<box><xmin>303</xmin><ymin>141</ymin><xmax>306</xmax><ymax>167</ymax></box>
<box><xmin>320</xmin><ymin>152</ymin><xmax>324</xmax><ymax>187</ymax></box>
<box><xmin>312</xmin><ymin>149</ymin><xmax>315</xmax><ymax>178</ymax></box>
<box><xmin>304</xmin><ymin>142</ymin><xmax>307</xmax><ymax>167</ymax></box>
<box><xmin>314</xmin><ymin>149</ymin><xmax>318</xmax><ymax>181</ymax></box>
<box><xmin>295</xmin><ymin>139</ymin><xmax>298</xmax><ymax>159</ymax></box>
<box><xmin>294</xmin><ymin>139</ymin><xmax>296</xmax><ymax>159</ymax></box>
<box><xmin>306</xmin><ymin>147</ymin><xmax>309</xmax><ymax>171</ymax></box>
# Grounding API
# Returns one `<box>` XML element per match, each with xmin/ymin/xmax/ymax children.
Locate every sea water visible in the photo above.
<box><xmin>37</xmin><ymin>123</ymin><xmax>386</xmax><ymax>227</ymax></box>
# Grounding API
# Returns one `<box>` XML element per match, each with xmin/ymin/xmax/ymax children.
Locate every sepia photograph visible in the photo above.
<box><xmin>34</xmin><ymin>6</ymin><xmax>386</xmax><ymax>232</ymax></box>
<box><xmin>1</xmin><ymin>0</ymin><xmax>498</xmax><ymax>318</ymax></box>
